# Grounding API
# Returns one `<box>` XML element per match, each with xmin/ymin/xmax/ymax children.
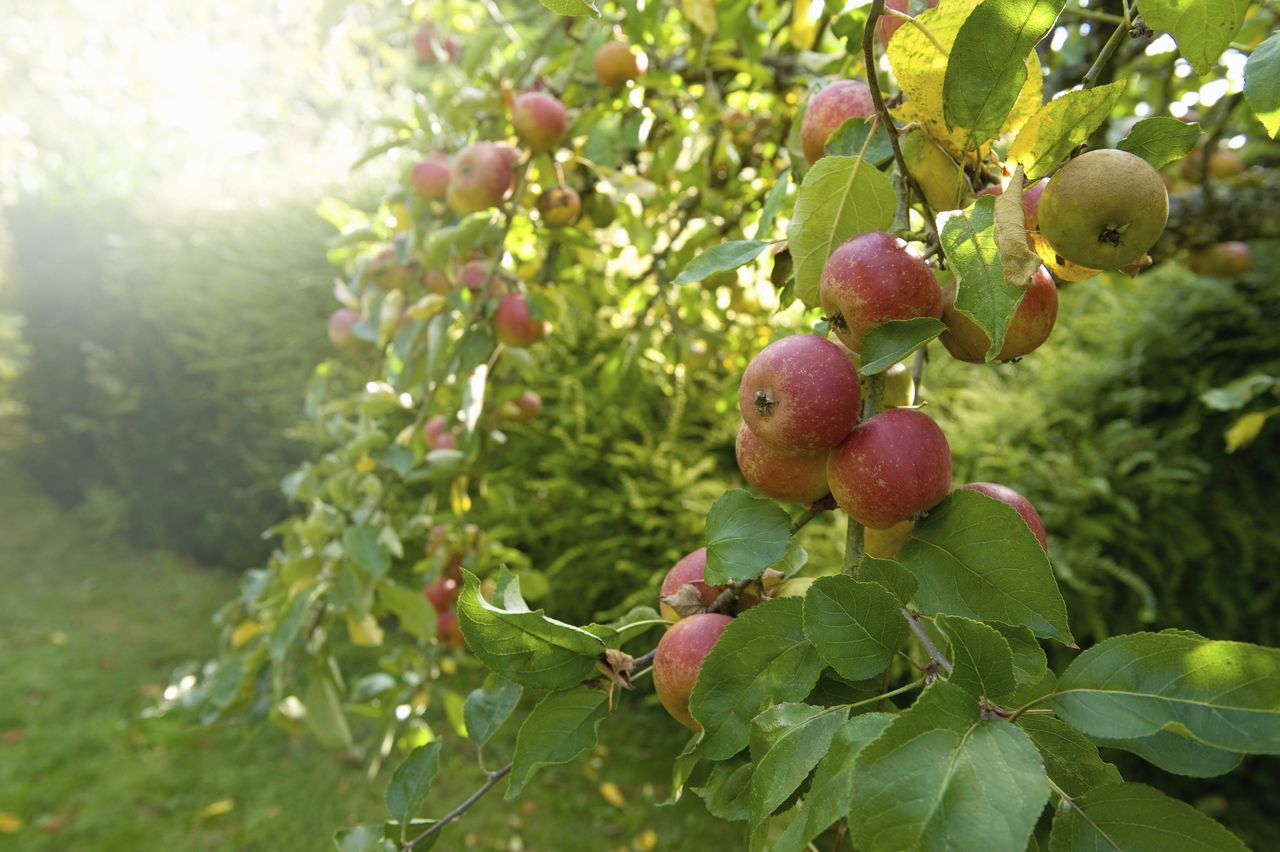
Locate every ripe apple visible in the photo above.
<box><xmin>447</xmin><ymin>142</ymin><xmax>514</xmax><ymax>215</ymax></box>
<box><xmin>328</xmin><ymin>308</ymin><xmax>362</xmax><ymax>351</ymax></box>
<box><xmin>957</xmin><ymin>482</ymin><xmax>1047</xmax><ymax>549</ymax></box>
<box><xmin>734</xmin><ymin>423</ymin><xmax>830</xmax><ymax>505</ymax></box>
<box><xmin>594</xmin><ymin>40</ymin><xmax>643</xmax><ymax>90</ymax></box>
<box><xmin>423</xmin><ymin>577</ymin><xmax>461</xmax><ymax>611</ymax></box>
<box><xmin>1187</xmin><ymin>241</ymin><xmax>1252</xmax><ymax>277</ymax></box>
<box><xmin>537</xmin><ymin>186</ymin><xmax>582</xmax><ymax>227</ymax></box>
<box><xmin>864</xmin><ymin>519</ymin><xmax>914</xmax><ymax>558</ymax></box>
<box><xmin>659</xmin><ymin>547</ymin><xmax>728</xmax><ymax>621</ymax></box>
<box><xmin>801</xmin><ymin>80</ymin><xmax>875</xmax><ymax>164</ymax></box>
<box><xmin>827</xmin><ymin>408</ymin><xmax>952</xmax><ymax>529</ymax></box>
<box><xmin>939</xmin><ymin>265</ymin><xmax>1058</xmax><ymax>362</ymax></box>
<box><xmin>738</xmin><ymin>334</ymin><xmax>862</xmax><ymax>454</ymax></box>
<box><xmin>1038</xmin><ymin>149</ymin><xmax>1169</xmax><ymax>270</ymax></box>
<box><xmin>652</xmin><ymin>612</ymin><xmax>733</xmax><ymax>729</ymax></box>
<box><xmin>411</xmin><ymin>155</ymin><xmax>450</xmax><ymax>200</ymax></box>
<box><xmin>512</xmin><ymin>92</ymin><xmax>568</xmax><ymax>153</ymax></box>
<box><xmin>423</xmin><ymin>415</ymin><xmax>458</xmax><ymax>450</ymax></box>
<box><xmin>493</xmin><ymin>293</ymin><xmax>550</xmax><ymax>347</ymax></box>
<box><xmin>819</xmin><ymin>231</ymin><xmax>942</xmax><ymax>354</ymax></box>
<box><xmin>877</xmin><ymin>0</ymin><xmax>939</xmax><ymax>45</ymax></box>
<box><xmin>512</xmin><ymin>390</ymin><xmax>542</xmax><ymax>422</ymax></box>
<box><xmin>436</xmin><ymin>609</ymin><xmax>465</xmax><ymax>647</ymax></box>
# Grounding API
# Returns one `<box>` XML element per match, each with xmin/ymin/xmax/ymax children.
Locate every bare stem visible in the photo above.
<box><xmin>902</xmin><ymin>609</ymin><xmax>953</xmax><ymax>675</ymax></box>
<box><xmin>791</xmin><ymin>497</ymin><xmax>836</xmax><ymax>534</ymax></box>
<box><xmin>1082</xmin><ymin>23</ymin><xmax>1127</xmax><ymax>88</ymax></box>
<box><xmin>844</xmin><ymin>517</ymin><xmax>865</xmax><ymax>575</ymax></box>
<box><xmin>404</xmin><ymin>763</ymin><xmax>512</xmax><ymax>848</ymax></box>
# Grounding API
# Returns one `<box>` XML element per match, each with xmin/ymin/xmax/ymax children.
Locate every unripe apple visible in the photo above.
<box><xmin>436</xmin><ymin>609</ymin><xmax>465</xmax><ymax>647</ymax></box>
<box><xmin>328</xmin><ymin>308</ymin><xmax>363</xmax><ymax>351</ymax></box>
<box><xmin>902</xmin><ymin>131</ymin><xmax>967</xmax><ymax>212</ymax></box>
<box><xmin>423</xmin><ymin>415</ymin><xmax>458</xmax><ymax>450</ymax></box>
<box><xmin>659</xmin><ymin>547</ymin><xmax>728</xmax><ymax>621</ymax></box>
<box><xmin>652</xmin><ymin>612</ymin><xmax>733</xmax><ymax>729</ymax></box>
<box><xmin>411</xmin><ymin>155</ymin><xmax>450</xmax><ymax>200</ymax></box>
<box><xmin>537</xmin><ymin>186</ymin><xmax>582</xmax><ymax>227</ymax></box>
<box><xmin>864</xmin><ymin>519</ymin><xmax>914</xmax><ymax>558</ymax></box>
<box><xmin>1038</xmin><ymin>149</ymin><xmax>1168</xmax><ymax>270</ymax></box>
<box><xmin>512</xmin><ymin>390</ymin><xmax>542</xmax><ymax>422</ymax></box>
<box><xmin>512</xmin><ymin>92</ymin><xmax>568</xmax><ymax>153</ymax></box>
<box><xmin>1187</xmin><ymin>241</ymin><xmax>1252</xmax><ymax>277</ymax></box>
<box><xmin>819</xmin><ymin>231</ymin><xmax>942</xmax><ymax>354</ymax></box>
<box><xmin>734</xmin><ymin>423</ymin><xmax>830</xmax><ymax>505</ymax></box>
<box><xmin>738</xmin><ymin>334</ymin><xmax>862</xmax><ymax>454</ymax></box>
<box><xmin>957</xmin><ymin>482</ymin><xmax>1047</xmax><ymax>549</ymax></box>
<box><xmin>939</xmin><ymin>265</ymin><xmax>1058</xmax><ymax>362</ymax></box>
<box><xmin>877</xmin><ymin>0</ymin><xmax>939</xmax><ymax>45</ymax></box>
<box><xmin>423</xmin><ymin>577</ymin><xmax>461</xmax><ymax>611</ymax></box>
<box><xmin>594</xmin><ymin>40</ymin><xmax>643</xmax><ymax>90</ymax></box>
<box><xmin>423</xmin><ymin>267</ymin><xmax>452</xmax><ymax>295</ymax></box>
<box><xmin>801</xmin><ymin>80</ymin><xmax>875</xmax><ymax>164</ymax></box>
<box><xmin>1181</xmin><ymin>147</ymin><xmax>1245</xmax><ymax>182</ymax></box>
<box><xmin>447</xmin><ymin>142</ymin><xmax>514</xmax><ymax>215</ymax></box>
<box><xmin>493</xmin><ymin>293</ymin><xmax>550</xmax><ymax>348</ymax></box>
<box><xmin>827</xmin><ymin>408</ymin><xmax>952</xmax><ymax>529</ymax></box>
<box><xmin>774</xmin><ymin>576</ymin><xmax>815</xmax><ymax>598</ymax></box>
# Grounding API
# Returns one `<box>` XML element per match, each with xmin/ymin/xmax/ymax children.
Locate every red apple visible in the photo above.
<box><xmin>436</xmin><ymin>609</ymin><xmax>465</xmax><ymax>647</ymax></box>
<box><xmin>652</xmin><ymin>612</ymin><xmax>733</xmax><ymax>729</ymax></box>
<box><xmin>423</xmin><ymin>415</ymin><xmax>458</xmax><ymax>450</ymax></box>
<box><xmin>512</xmin><ymin>92</ymin><xmax>568</xmax><ymax>153</ymax></box>
<box><xmin>447</xmin><ymin>142</ymin><xmax>514</xmax><ymax>215</ymax></box>
<box><xmin>734</xmin><ymin>423</ymin><xmax>830</xmax><ymax>505</ymax></box>
<box><xmin>957</xmin><ymin>482</ymin><xmax>1047</xmax><ymax>549</ymax></box>
<box><xmin>413</xmin><ymin>27</ymin><xmax>439</xmax><ymax>64</ymax></box>
<box><xmin>819</xmin><ymin>231</ymin><xmax>942</xmax><ymax>354</ymax></box>
<box><xmin>877</xmin><ymin>0</ymin><xmax>939</xmax><ymax>46</ymax></box>
<box><xmin>493</xmin><ymin>293</ymin><xmax>549</xmax><ymax>347</ymax></box>
<box><xmin>1187</xmin><ymin>241</ymin><xmax>1252</xmax><ymax>277</ymax></box>
<box><xmin>423</xmin><ymin>267</ymin><xmax>452</xmax><ymax>295</ymax></box>
<box><xmin>423</xmin><ymin>577</ymin><xmax>461</xmax><ymax>611</ymax></box>
<box><xmin>594</xmin><ymin>40</ymin><xmax>643</xmax><ymax>90</ymax></box>
<box><xmin>800</xmin><ymin>80</ymin><xmax>875</xmax><ymax>164</ymax></box>
<box><xmin>827</xmin><ymin>408</ymin><xmax>952</xmax><ymax>529</ymax></box>
<box><xmin>512</xmin><ymin>390</ymin><xmax>542</xmax><ymax>422</ymax></box>
<box><xmin>977</xmin><ymin>177</ymin><xmax>1048</xmax><ymax>230</ymax></box>
<box><xmin>659</xmin><ymin>547</ymin><xmax>729</xmax><ymax>621</ymax></box>
<box><xmin>738</xmin><ymin>335</ymin><xmax>861</xmax><ymax>454</ymax></box>
<box><xmin>328</xmin><ymin>308</ymin><xmax>362</xmax><ymax>351</ymax></box>
<box><xmin>442</xmin><ymin>35</ymin><xmax>461</xmax><ymax>62</ymax></box>
<box><xmin>940</xmin><ymin>265</ymin><xmax>1058</xmax><ymax>363</ymax></box>
<box><xmin>411</xmin><ymin>155</ymin><xmax>450</xmax><ymax>200</ymax></box>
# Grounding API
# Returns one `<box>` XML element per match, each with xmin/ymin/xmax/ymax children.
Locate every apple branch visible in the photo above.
<box><xmin>403</xmin><ymin>763</ymin><xmax>513</xmax><ymax>849</ymax></box>
<box><xmin>902</xmin><ymin>608</ymin><xmax>953</xmax><ymax>675</ymax></box>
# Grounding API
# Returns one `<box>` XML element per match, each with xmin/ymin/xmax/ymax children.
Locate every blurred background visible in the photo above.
<box><xmin>1</xmin><ymin>0</ymin><xmax>1277</xmax><ymax>850</ymax></box>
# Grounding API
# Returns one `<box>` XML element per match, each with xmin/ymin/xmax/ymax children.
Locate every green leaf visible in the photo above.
<box><xmin>859</xmin><ymin>318</ymin><xmax>946</xmax><ymax>374</ymax></box>
<box><xmin>535</xmin><ymin>0</ymin><xmax>601</xmax><ymax>17</ymax></box>
<box><xmin>693</xmin><ymin>761</ymin><xmax>753</xmax><ymax>821</ymax></box>
<box><xmin>1008</xmin><ymin>80</ymin><xmax>1127</xmax><ymax>180</ymax></box>
<box><xmin>943</xmin><ymin>0</ymin><xmax>1065</xmax><ymax>148</ymax></box>
<box><xmin>898</xmin><ymin>490</ymin><xmax>1074</xmax><ymax>644</ymax></box>
<box><xmin>1049</xmin><ymin>631</ymin><xmax>1280</xmax><ymax>754</ymax></box>
<box><xmin>848</xmin><ymin>680</ymin><xmax>1050</xmax><ymax>852</ymax></box>
<box><xmin>456</xmin><ymin>570</ymin><xmax>605</xmax><ymax>689</ymax></box>
<box><xmin>507</xmin><ymin>687</ymin><xmax>609</xmax><ymax>798</ymax></box>
<box><xmin>753</xmin><ymin>169</ymin><xmax>791</xmax><ymax>240</ymax></box>
<box><xmin>385</xmin><ymin>742</ymin><xmax>442</xmax><ymax>832</ymax></box>
<box><xmin>673</xmin><ymin>240</ymin><xmax>771</xmax><ymax>285</ymax></box>
<box><xmin>689</xmin><ymin>598</ymin><xmax>827</xmax><ymax>759</ymax></box>
<box><xmin>823</xmin><ymin>117</ymin><xmax>894</xmax><ymax>164</ymax></box>
<box><xmin>991</xmin><ymin>621</ymin><xmax>1048</xmax><ymax>685</ymax></box>
<box><xmin>1200</xmin><ymin>373</ymin><xmax>1276</xmax><ymax>411</ymax></box>
<box><xmin>939</xmin><ymin>197</ymin><xmax>1025</xmax><ymax>360</ymax></box>
<box><xmin>937</xmin><ymin>614</ymin><xmax>1017</xmax><ymax>701</ymax></box>
<box><xmin>463</xmin><ymin>674</ymin><xmax>523</xmax><ymax>747</ymax></box>
<box><xmin>704</xmin><ymin>489</ymin><xmax>793</xmax><ymax>585</ymax></box>
<box><xmin>1117</xmin><ymin>117</ymin><xmax>1203</xmax><ymax>169</ymax></box>
<box><xmin>786</xmin><ymin>155</ymin><xmax>897</xmax><ymax>308</ymax></box>
<box><xmin>1245</xmin><ymin>32</ymin><xmax>1280</xmax><ymax>138</ymax></box>
<box><xmin>1017</xmin><ymin>716</ymin><xmax>1122</xmax><ymax>798</ymax></box>
<box><xmin>1135</xmin><ymin>0</ymin><xmax>1249</xmax><ymax>76</ymax></box>
<box><xmin>333</xmin><ymin>825</ymin><xmax>395</xmax><ymax>852</ymax></box>
<box><xmin>1095</xmin><ymin>730</ymin><xmax>1243</xmax><ymax>778</ymax></box>
<box><xmin>1047</xmin><ymin>782</ymin><xmax>1247</xmax><ymax>851</ymax></box>
<box><xmin>802</xmin><ymin>576</ymin><xmax>907</xmax><ymax>681</ymax></box>
<box><xmin>304</xmin><ymin>674</ymin><xmax>353</xmax><ymax>749</ymax></box>
<box><xmin>856</xmin><ymin>555</ymin><xmax>918</xmax><ymax>605</ymax></box>
<box><xmin>343</xmin><ymin>525</ymin><xmax>390</xmax><ymax>578</ymax></box>
<box><xmin>378</xmin><ymin>582</ymin><xmax>436</xmax><ymax>643</ymax></box>
<box><xmin>748</xmin><ymin>703</ymin><xmax>848</xmax><ymax>827</ymax></box>
<box><xmin>771</xmin><ymin>713</ymin><xmax>895</xmax><ymax>852</ymax></box>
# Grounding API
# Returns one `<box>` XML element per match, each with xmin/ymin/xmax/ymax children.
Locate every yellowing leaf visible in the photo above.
<box><xmin>199</xmin><ymin>799</ymin><xmax>235</xmax><ymax>819</ymax></box>
<box><xmin>230</xmin><ymin>620</ymin><xmax>262</xmax><ymax>648</ymax></box>
<box><xmin>49</xmin><ymin>631</ymin><xmax>68</xmax><ymax>646</ymax></box>
<box><xmin>790</xmin><ymin>0</ymin><xmax>817</xmax><ymax>49</ymax></box>
<box><xmin>1008</xmin><ymin>81</ymin><xmax>1127</xmax><ymax>180</ymax></box>
<box><xmin>682</xmin><ymin>0</ymin><xmax>717</xmax><ymax>36</ymax></box>
<box><xmin>450</xmin><ymin>477</ymin><xmax>472</xmax><ymax>515</ymax></box>
<box><xmin>1225</xmin><ymin>409</ymin><xmax>1277</xmax><ymax>452</ymax></box>
<box><xmin>346</xmin><ymin>613</ymin><xmax>385</xmax><ymax>647</ymax></box>
<box><xmin>0</xmin><ymin>812</ymin><xmax>23</xmax><ymax>833</ymax></box>
<box><xmin>600</xmin><ymin>781</ymin><xmax>627</xmax><ymax>808</ymax></box>
<box><xmin>633</xmin><ymin>828</ymin><xmax>659</xmax><ymax>850</ymax></box>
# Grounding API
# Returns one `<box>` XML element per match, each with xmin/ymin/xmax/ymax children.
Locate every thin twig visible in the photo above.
<box><xmin>902</xmin><ymin>609</ymin><xmax>953</xmax><ymax>675</ymax></box>
<box><xmin>791</xmin><ymin>498</ymin><xmax>835</xmax><ymax>534</ymax></box>
<box><xmin>1082</xmin><ymin>23</ymin><xmax>1127</xmax><ymax>88</ymax></box>
<box><xmin>632</xmin><ymin>648</ymin><xmax>656</xmax><ymax>668</ymax></box>
<box><xmin>404</xmin><ymin>764</ymin><xmax>513</xmax><ymax>848</ymax></box>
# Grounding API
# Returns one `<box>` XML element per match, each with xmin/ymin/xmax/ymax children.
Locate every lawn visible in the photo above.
<box><xmin>0</xmin><ymin>468</ymin><xmax>732</xmax><ymax>851</ymax></box>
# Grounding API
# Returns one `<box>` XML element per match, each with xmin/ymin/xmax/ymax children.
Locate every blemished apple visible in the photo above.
<box><xmin>512</xmin><ymin>92</ymin><xmax>568</xmax><ymax>153</ymax></box>
<box><xmin>423</xmin><ymin>415</ymin><xmax>458</xmax><ymax>450</ymax></box>
<box><xmin>659</xmin><ymin>547</ymin><xmax>728</xmax><ymax>621</ymax></box>
<box><xmin>594</xmin><ymin>40</ymin><xmax>643</xmax><ymax>89</ymax></box>
<box><xmin>537</xmin><ymin>187</ymin><xmax>582</xmax><ymax>227</ymax></box>
<box><xmin>411</xmin><ymin>155</ymin><xmax>450</xmax><ymax>200</ymax></box>
<box><xmin>734</xmin><ymin>423</ymin><xmax>830</xmax><ymax>505</ymax></box>
<box><xmin>819</xmin><ymin>231</ymin><xmax>942</xmax><ymax>354</ymax></box>
<box><xmin>423</xmin><ymin>577</ymin><xmax>460</xmax><ymax>611</ymax></box>
<box><xmin>1187</xmin><ymin>241</ymin><xmax>1252</xmax><ymax>277</ymax></box>
<box><xmin>958</xmin><ymin>482</ymin><xmax>1047</xmax><ymax>549</ymax></box>
<box><xmin>864</xmin><ymin>520</ymin><xmax>914</xmax><ymax>558</ymax></box>
<box><xmin>939</xmin><ymin>265</ymin><xmax>1058</xmax><ymax>362</ymax></box>
<box><xmin>738</xmin><ymin>334</ymin><xmax>862</xmax><ymax>454</ymax></box>
<box><xmin>328</xmin><ymin>308</ymin><xmax>362</xmax><ymax>351</ymax></box>
<box><xmin>801</xmin><ymin>79</ymin><xmax>875</xmax><ymax>164</ymax></box>
<box><xmin>652</xmin><ymin>612</ymin><xmax>733</xmax><ymax>729</ymax></box>
<box><xmin>493</xmin><ymin>293</ymin><xmax>550</xmax><ymax>348</ymax></box>
<box><xmin>827</xmin><ymin>408</ymin><xmax>952</xmax><ymax>529</ymax></box>
<box><xmin>447</xmin><ymin>142</ymin><xmax>514</xmax><ymax>215</ymax></box>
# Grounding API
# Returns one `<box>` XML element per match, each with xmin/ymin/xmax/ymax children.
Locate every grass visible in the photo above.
<box><xmin>0</xmin><ymin>467</ymin><xmax>735</xmax><ymax>851</ymax></box>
